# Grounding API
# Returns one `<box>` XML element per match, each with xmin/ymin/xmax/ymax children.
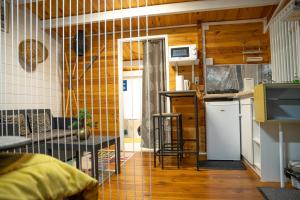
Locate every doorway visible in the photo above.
<box><xmin>118</xmin><ymin>35</ymin><xmax>169</xmax><ymax>151</ymax></box>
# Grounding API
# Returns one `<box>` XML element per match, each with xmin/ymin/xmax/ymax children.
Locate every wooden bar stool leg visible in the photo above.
<box><xmin>153</xmin><ymin>116</ymin><xmax>156</xmax><ymax>168</ymax></box>
<box><xmin>158</xmin><ymin>117</ymin><xmax>161</xmax><ymax>165</ymax></box>
<box><xmin>160</xmin><ymin>117</ymin><xmax>164</xmax><ymax>169</ymax></box>
<box><xmin>180</xmin><ymin>115</ymin><xmax>183</xmax><ymax>160</ymax></box>
<box><xmin>176</xmin><ymin>116</ymin><xmax>180</xmax><ymax>168</ymax></box>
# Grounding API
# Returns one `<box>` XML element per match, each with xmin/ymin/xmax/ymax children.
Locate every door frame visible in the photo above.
<box><xmin>118</xmin><ymin>34</ymin><xmax>169</xmax><ymax>150</ymax></box>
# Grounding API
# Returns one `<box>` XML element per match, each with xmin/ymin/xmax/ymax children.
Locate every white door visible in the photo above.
<box><xmin>240</xmin><ymin>98</ymin><xmax>254</xmax><ymax>164</ymax></box>
<box><xmin>123</xmin><ymin>77</ymin><xmax>142</xmax><ymax>120</ymax></box>
<box><xmin>206</xmin><ymin>101</ymin><xmax>240</xmax><ymax>160</ymax></box>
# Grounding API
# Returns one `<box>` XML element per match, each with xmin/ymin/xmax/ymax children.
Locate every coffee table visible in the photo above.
<box><xmin>47</xmin><ymin>135</ymin><xmax>120</xmax><ymax>181</ymax></box>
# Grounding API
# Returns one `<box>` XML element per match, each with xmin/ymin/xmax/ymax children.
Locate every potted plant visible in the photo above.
<box><xmin>70</xmin><ymin>109</ymin><xmax>97</xmax><ymax>140</ymax></box>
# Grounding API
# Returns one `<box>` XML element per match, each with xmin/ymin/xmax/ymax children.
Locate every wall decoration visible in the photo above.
<box><xmin>18</xmin><ymin>39</ymin><xmax>48</xmax><ymax>72</ymax></box>
<box><xmin>1</xmin><ymin>0</ymin><xmax>9</xmax><ymax>33</ymax></box>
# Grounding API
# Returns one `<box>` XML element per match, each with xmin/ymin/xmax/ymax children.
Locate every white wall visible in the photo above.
<box><xmin>0</xmin><ymin>4</ymin><xmax>62</xmax><ymax>116</ymax></box>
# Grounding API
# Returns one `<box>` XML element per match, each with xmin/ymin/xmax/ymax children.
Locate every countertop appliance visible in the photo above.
<box><xmin>205</xmin><ymin>101</ymin><xmax>240</xmax><ymax>160</ymax></box>
<box><xmin>169</xmin><ymin>44</ymin><xmax>198</xmax><ymax>66</ymax></box>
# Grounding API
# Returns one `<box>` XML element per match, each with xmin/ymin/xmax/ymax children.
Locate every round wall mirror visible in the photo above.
<box><xmin>19</xmin><ymin>39</ymin><xmax>48</xmax><ymax>72</ymax></box>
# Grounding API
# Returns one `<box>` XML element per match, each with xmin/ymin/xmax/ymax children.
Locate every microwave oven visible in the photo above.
<box><xmin>169</xmin><ymin>44</ymin><xmax>198</xmax><ymax>65</ymax></box>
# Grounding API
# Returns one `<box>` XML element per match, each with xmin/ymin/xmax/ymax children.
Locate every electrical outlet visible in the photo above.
<box><xmin>195</xmin><ymin>76</ymin><xmax>200</xmax><ymax>85</ymax></box>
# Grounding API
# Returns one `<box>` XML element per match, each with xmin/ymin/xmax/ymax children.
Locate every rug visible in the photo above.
<box><xmin>198</xmin><ymin>160</ymin><xmax>245</xmax><ymax>170</ymax></box>
<box><xmin>258</xmin><ymin>187</ymin><xmax>300</xmax><ymax>200</ymax></box>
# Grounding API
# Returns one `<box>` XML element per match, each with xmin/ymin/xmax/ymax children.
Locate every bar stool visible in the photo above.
<box><xmin>153</xmin><ymin>113</ymin><xmax>183</xmax><ymax>169</ymax></box>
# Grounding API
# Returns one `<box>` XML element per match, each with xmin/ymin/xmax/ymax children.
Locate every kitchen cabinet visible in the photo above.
<box><xmin>254</xmin><ymin>83</ymin><xmax>300</xmax><ymax>187</ymax></box>
<box><xmin>254</xmin><ymin>84</ymin><xmax>300</xmax><ymax>122</ymax></box>
<box><xmin>240</xmin><ymin>97</ymin><xmax>261</xmax><ymax>176</ymax></box>
<box><xmin>240</xmin><ymin>98</ymin><xmax>253</xmax><ymax>165</ymax></box>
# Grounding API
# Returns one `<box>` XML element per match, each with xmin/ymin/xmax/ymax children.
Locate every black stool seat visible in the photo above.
<box><xmin>153</xmin><ymin>113</ymin><xmax>182</xmax><ymax>117</ymax></box>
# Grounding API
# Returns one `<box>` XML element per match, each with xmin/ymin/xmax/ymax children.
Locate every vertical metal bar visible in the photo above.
<box><xmin>277</xmin><ymin>22</ymin><xmax>281</xmax><ymax>82</ymax></box>
<box><xmin>279</xmin><ymin>122</ymin><xmax>285</xmax><ymax>188</ymax></box>
<box><xmin>35</xmin><ymin>0</ymin><xmax>40</xmax><ymax>153</ymax></box>
<box><xmin>97</xmin><ymin>0</ymin><xmax>105</xmax><ymax>196</ymax></box>
<box><xmin>55</xmin><ymin>0</ymin><xmax>60</xmax><ymax>159</ymax></box>
<box><xmin>49</xmin><ymin>0</ymin><xmax>54</xmax><ymax>156</ymax></box>
<box><xmin>284</xmin><ymin>22</ymin><xmax>290</xmax><ymax>81</ymax></box>
<box><xmin>270</xmin><ymin>24</ymin><xmax>275</xmax><ymax>81</ymax></box>
<box><xmin>0</xmin><ymin>1</ymin><xmax>5</xmax><ymax>136</ymax></box>
<box><xmin>145</xmin><ymin>0</ymin><xmax>152</xmax><ymax>197</ymax></box>
<box><xmin>3</xmin><ymin>0</ymin><xmax>7</xmax><ymax>137</ymax></box>
<box><xmin>295</xmin><ymin>21</ymin><xmax>300</xmax><ymax>78</ymax></box>
<box><xmin>62</xmin><ymin>0</ymin><xmax>67</xmax><ymax>162</ymax></box>
<box><xmin>89</xmin><ymin>0</ymin><xmax>96</xmax><ymax>179</ymax></box>
<box><xmin>287</xmin><ymin>22</ymin><xmax>294</xmax><ymax>81</ymax></box>
<box><xmin>30</xmin><ymin>0</ymin><xmax>34</xmax><ymax>153</ymax></box>
<box><xmin>83</xmin><ymin>0</ymin><xmax>88</xmax><ymax>172</ymax></box>
<box><xmin>69</xmin><ymin>0</ymin><xmax>74</xmax><ymax>166</ymax></box>
<box><xmin>3</xmin><ymin>1</ymin><xmax>8</xmax><ymax>136</ymax></box>
<box><xmin>42</xmin><ymin>0</ymin><xmax>47</xmax><ymax>154</ymax></box>
<box><xmin>11</xmin><ymin>0</ymin><xmax>14</xmax><ymax>140</ymax></box>
<box><xmin>278</xmin><ymin>21</ymin><xmax>283</xmax><ymax>82</ymax></box>
<box><xmin>23</xmin><ymin>1</ymin><xmax>28</xmax><ymax>153</ymax></box>
<box><xmin>112</xmin><ymin>0</ymin><xmax>121</xmax><ymax>197</ymax></box>
<box><xmin>273</xmin><ymin>23</ymin><xmax>277</xmax><ymax>81</ymax></box>
<box><xmin>195</xmin><ymin>93</ymin><xmax>199</xmax><ymax>171</ymax></box>
<box><xmin>104</xmin><ymin>0</ymin><xmax>112</xmax><ymax>197</ymax></box>
<box><xmin>128</xmin><ymin>0</ymin><xmax>137</xmax><ymax>198</ymax></box>
<box><xmin>16</xmin><ymin>0</ymin><xmax>21</xmax><ymax>147</ymax></box>
<box><xmin>76</xmin><ymin>0</ymin><xmax>81</xmax><ymax>171</ymax></box>
<box><xmin>291</xmin><ymin>22</ymin><xmax>296</xmax><ymax>81</ymax></box>
<box><xmin>280</xmin><ymin>22</ymin><xmax>285</xmax><ymax>82</ymax></box>
<box><xmin>120</xmin><ymin>1</ymin><xmax>128</xmax><ymax>199</ymax></box>
<box><xmin>275</xmin><ymin>22</ymin><xmax>280</xmax><ymax>82</ymax></box>
<box><xmin>137</xmin><ymin>0</ymin><xmax>144</xmax><ymax>197</ymax></box>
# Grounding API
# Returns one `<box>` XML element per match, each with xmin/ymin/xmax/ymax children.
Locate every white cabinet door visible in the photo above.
<box><xmin>240</xmin><ymin>98</ymin><xmax>254</xmax><ymax>164</ymax></box>
<box><xmin>206</xmin><ymin>101</ymin><xmax>240</xmax><ymax>160</ymax></box>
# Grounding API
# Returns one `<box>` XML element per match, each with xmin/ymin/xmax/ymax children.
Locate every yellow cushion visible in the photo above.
<box><xmin>0</xmin><ymin>153</ymin><xmax>98</xmax><ymax>200</ymax></box>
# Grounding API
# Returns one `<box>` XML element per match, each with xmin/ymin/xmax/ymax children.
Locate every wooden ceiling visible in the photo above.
<box><xmin>26</xmin><ymin>1</ymin><xmax>277</xmax><ymax>37</ymax></box>
<box><xmin>30</xmin><ymin>0</ymin><xmax>195</xmax><ymax>20</ymax></box>
<box><xmin>57</xmin><ymin>6</ymin><xmax>276</xmax><ymax>37</ymax></box>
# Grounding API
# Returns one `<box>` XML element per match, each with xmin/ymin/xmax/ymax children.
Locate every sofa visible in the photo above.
<box><xmin>0</xmin><ymin>109</ymin><xmax>76</xmax><ymax>155</ymax></box>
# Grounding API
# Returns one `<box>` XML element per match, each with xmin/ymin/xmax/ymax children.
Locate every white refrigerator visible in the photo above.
<box><xmin>205</xmin><ymin>101</ymin><xmax>240</xmax><ymax>160</ymax></box>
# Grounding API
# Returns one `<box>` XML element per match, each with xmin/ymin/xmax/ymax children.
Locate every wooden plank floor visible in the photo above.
<box><xmin>99</xmin><ymin>153</ymin><xmax>278</xmax><ymax>199</ymax></box>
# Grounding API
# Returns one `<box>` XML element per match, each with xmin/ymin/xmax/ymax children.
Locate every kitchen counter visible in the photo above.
<box><xmin>203</xmin><ymin>90</ymin><xmax>254</xmax><ymax>100</ymax></box>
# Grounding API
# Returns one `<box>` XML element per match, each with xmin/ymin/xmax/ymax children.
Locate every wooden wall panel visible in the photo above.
<box><xmin>205</xmin><ymin>22</ymin><xmax>270</xmax><ymax>64</ymax></box>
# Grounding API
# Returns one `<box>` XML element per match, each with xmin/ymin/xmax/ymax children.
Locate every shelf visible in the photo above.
<box><xmin>253</xmin><ymin>138</ymin><xmax>261</xmax><ymax>145</ymax></box>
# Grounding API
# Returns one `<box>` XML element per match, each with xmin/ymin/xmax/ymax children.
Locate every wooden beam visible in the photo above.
<box><xmin>44</xmin><ymin>0</ymin><xmax>279</xmax><ymax>28</ymax></box>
